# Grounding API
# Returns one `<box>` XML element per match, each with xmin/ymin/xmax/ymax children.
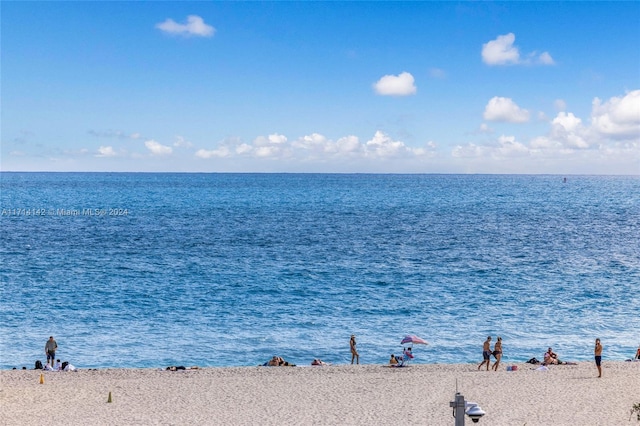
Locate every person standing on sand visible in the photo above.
<box><xmin>45</xmin><ymin>336</ymin><xmax>57</xmax><ymax>367</ymax></box>
<box><xmin>594</xmin><ymin>338</ymin><xmax>603</xmax><ymax>378</ymax></box>
<box><xmin>350</xmin><ymin>335</ymin><xmax>359</xmax><ymax>364</ymax></box>
<box><xmin>491</xmin><ymin>336</ymin><xmax>503</xmax><ymax>371</ymax></box>
<box><xmin>478</xmin><ymin>336</ymin><xmax>491</xmax><ymax>370</ymax></box>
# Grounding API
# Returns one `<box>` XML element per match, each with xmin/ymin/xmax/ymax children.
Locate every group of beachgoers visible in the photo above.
<box><xmin>262</xmin><ymin>335</ymin><xmax>416</xmax><ymax>368</ymax></box>
<box><xmin>25</xmin><ymin>335</ymin><xmax>640</xmax><ymax>372</ymax></box>
<box><xmin>388</xmin><ymin>347</ymin><xmax>414</xmax><ymax>367</ymax></box>
<box><xmin>477</xmin><ymin>336</ymin><xmax>615</xmax><ymax>378</ymax></box>
<box><xmin>478</xmin><ymin>336</ymin><xmax>504</xmax><ymax>371</ymax></box>
<box><xmin>28</xmin><ymin>336</ymin><xmax>76</xmax><ymax>372</ymax></box>
<box><xmin>264</xmin><ymin>356</ymin><xmax>297</xmax><ymax>367</ymax></box>
<box><xmin>262</xmin><ymin>335</ymin><xmax>363</xmax><ymax>367</ymax></box>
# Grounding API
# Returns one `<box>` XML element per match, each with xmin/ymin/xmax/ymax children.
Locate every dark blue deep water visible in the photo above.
<box><xmin>1</xmin><ymin>173</ymin><xmax>638</xmax><ymax>369</ymax></box>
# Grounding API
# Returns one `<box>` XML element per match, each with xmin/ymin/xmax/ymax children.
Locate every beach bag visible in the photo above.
<box><xmin>35</xmin><ymin>360</ymin><xmax>43</xmax><ymax>370</ymax></box>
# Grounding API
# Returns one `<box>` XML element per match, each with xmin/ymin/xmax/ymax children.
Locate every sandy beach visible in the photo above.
<box><xmin>1</xmin><ymin>361</ymin><xmax>639</xmax><ymax>425</ymax></box>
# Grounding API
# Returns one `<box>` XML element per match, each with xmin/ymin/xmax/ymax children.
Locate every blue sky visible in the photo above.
<box><xmin>2</xmin><ymin>2</ymin><xmax>639</xmax><ymax>174</ymax></box>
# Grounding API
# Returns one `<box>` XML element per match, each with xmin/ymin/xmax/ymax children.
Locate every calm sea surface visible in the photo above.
<box><xmin>1</xmin><ymin>173</ymin><xmax>638</xmax><ymax>369</ymax></box>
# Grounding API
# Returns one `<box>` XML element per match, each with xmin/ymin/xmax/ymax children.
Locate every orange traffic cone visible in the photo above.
<box><xmin>39</xmin><ymin>373</ymin><xmax>44</xmax><ymax>384</ymax></box>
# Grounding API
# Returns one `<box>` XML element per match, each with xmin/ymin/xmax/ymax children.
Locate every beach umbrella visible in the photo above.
<box><xmin>401</xmin><ymin>335</ymin><xmax>428</xmax><ymax>346</ymax></box>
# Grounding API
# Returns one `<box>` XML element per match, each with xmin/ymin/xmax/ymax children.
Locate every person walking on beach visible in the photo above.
<box><xmin>478</xmin><ymin>336</ymin><xmax>491</xmax><ymax>370</ymax></box>
<box><xmin>45</xmin><ymin>336</ymin><xmax>58</xmax><ymax>367</ymax></box>
<box><xmin>350</xmin><ymin>335</ymin><xmax>359</xmax><ymax>364</ymax></box>
<box><xmin>594</xmin><ymin>338</ymin><xmax>603</xmax><ymax>378</ymax></box>
<box><xmin>491</xmin><ymin>336</ymin><xmax>503</xmax><ymax>371</ymax></box>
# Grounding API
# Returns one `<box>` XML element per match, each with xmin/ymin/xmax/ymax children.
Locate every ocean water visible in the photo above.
<box><xmin>0</xmin><ymin>173</ymin><xmax>638</xmax><ymax>369</ymax></box>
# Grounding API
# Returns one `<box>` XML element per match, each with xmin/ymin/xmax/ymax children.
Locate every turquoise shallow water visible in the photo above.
<box><xmin>1</xmin><ymin>173</ymin><xmax>639</xmax><ymax>369</ymax></box>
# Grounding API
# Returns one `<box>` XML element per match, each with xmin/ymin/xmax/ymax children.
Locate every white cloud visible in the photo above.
<box><xmin>268</xmin><ymin>133</ymin><xmax>287</xmax><ymax>144</ymax></box>
<box><xmin>335</xmin><ymin>136</ymin><xmax>362</xmax><ymax>154</ymax></box>
<box><xmin>591</xmin><ymin>90</ymin><xmax>640</xmax><ymax>139</ymax></box>
<box><xmin>95</xmin><ymin>146</ymin><xmax>117</xmax><ymax>157</ymax></box>
<box><xmin>538</xmin><ymin>51</ymin><xmax>555</xmax><ymax>65</ymax></box>
<box><xmin>236</xmin><ymin>143</ymin><xmax>253</xmax><ymax>155</ymax></box>
<box><xmin>254</xmin><ymin>133</ymin><xmax>288</xmax><ymax>147</ymax></box>
<box><xmin>145</xmin><ymin>140</ymin><xmax>173</xmax><ymax>156</ymax></box>
<box><xmin>483</xmin><ymin>97</ymin><xmax>530</xmax><ymax>123</ymax></box>
<box><xmin>291</xmin><ymin>133</ymin><xmax>363</xmax><ymax>157</ymax></box>
<box><xmin>452</xmin><ymin>143</ymin><xmax>484</xmax><ymax>158</ymax></box>
<box><xmin>482</xmin><ymin>33</ymin><xmax>520</xmax><ymax>65</ymax></box>
<box><xmin>181</xmin><ymin>90</ymin><xmax>637</xmax><ymax>173</ymax></box>
<box><xmin>482</xmin><ymin>33</ymin><xmax>554</xmax><ymax>66</ymax></box>
<box><xmin>495</xmin><ymin>135</ymin><xmax>530</xmax><ymax>157</ymax></box>
<box><xmin>412</xmin><ymin>141</ymin><xmax>438</xmax><ymax>157</ymax></box>
<box><xmin>550</xmin><ymin>112</ymin><xmax>589</xmax><ymax>148</ymax></box>
<box><xmin>554</xmin><ymin>112</ymin><xmax>582</xmax><ymax>132</ymax></box>
<box><xmin>364</xmin><ymin>131</ymin><xmax>414</xmax><ymax>158</ymax></box>
<box><xmin>173</xmin><ymin>136</ymin><xmax>193</xmax><ymax>148</ymax></box>
<box><xmin>156</xmin><ymin>15</ymin><xmax>215</xmax><ymax>37</ymax></box>
<box><xmin>254</xmin><ymin>146</ymin><xmax>282</xmax><ymax>158</ymax></box>
<box><xmin>292</xmin><ymin>133</ymin><xmax>328</xmax><ymax>151</ymax></box>
<box><xmin>455</xmin><ymin>91</ymin><xmax>639</xmax><ymax>169</ymax></box>
<box><xmin>195</xmin><ymin>147</ymin><xmax>230</xmax><ymax>159</ymax></box>
<box><xmin>531</xmin><ymin>98</ymin><xmax>638</xmax><ymax>151</ymax></box>
<box><xmin>193</xmin><ymin>131</ymin><xmax>432</xmax><ymax>164</ymax></box>
<box><xmin>452</xmin><ymin>135</ymin><xmax>528</xmax><ymax>159</ymax></box>
<box><xmin>373</xmin><ymin>72</ymin><xmax>417</xmax><ymax>96</ymax></box>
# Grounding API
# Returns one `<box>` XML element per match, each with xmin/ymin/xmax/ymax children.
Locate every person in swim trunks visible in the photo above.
<box><xmin>478</xmin><ymin>336</ymin><xmax>492</xmax><ymax>370</ymax></box>
<box><xmin>594</xmin><ymin>338</ymin><xmax>602</xmax><ymax>378</ymax></box>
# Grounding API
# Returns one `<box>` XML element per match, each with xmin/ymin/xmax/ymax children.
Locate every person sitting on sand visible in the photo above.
<box><xmin>543</xmin><ymin>347</ymin><xmax>564</xmax><ymax>365</ymax></box>
<box><xmin>267</xmin><ymin>356</ymin><xmax>281</xmax><ymax>366</ymax></box>
<box><xmin>543</xmin><ymin>351</ymin><xmax>556</xmax><ymax>365</ymax></box>
<box><xmin>266</xmin><ymin>356</ymin><xmax>295</xmax><ymax>366</ymax></box>
<box><xmin>635</xmin><ymin>346</ymin><xmax>640</xmax><ymax>360</ymax></box>
<box><xmin>389</xmin><ymin>354</ymin><xmax>398</xmax><ymax>365</ymax></box>
<box><xmin>311</xmin><ymin>359</ymin><xmax>327</xmax><ymax>366</ymax></box>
